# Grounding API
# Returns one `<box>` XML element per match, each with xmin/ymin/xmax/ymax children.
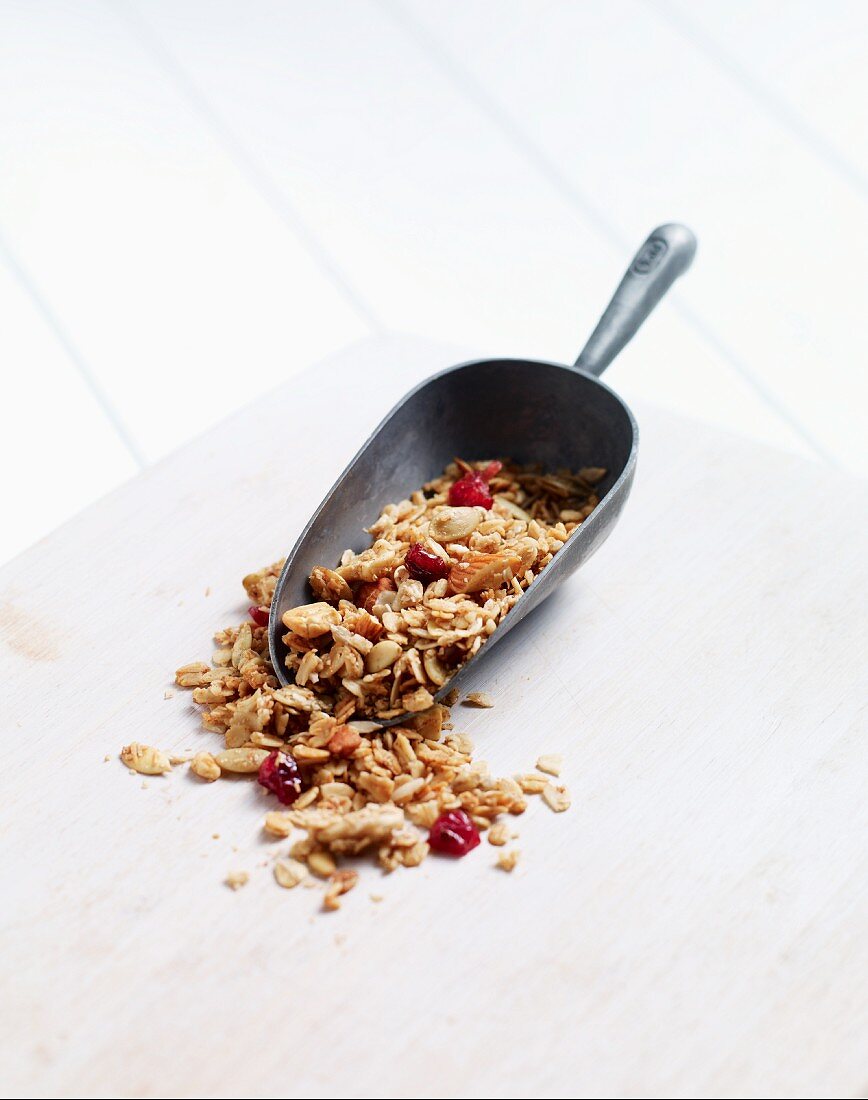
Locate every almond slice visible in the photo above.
<box><xmin>448</xmin><ymin>550</ymin><xmax>522</xmax><ymax>594</ymax></box>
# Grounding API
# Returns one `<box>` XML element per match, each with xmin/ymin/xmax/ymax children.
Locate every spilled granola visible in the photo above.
<box><xmin>160</xmin><ymin>459</ymin><xmax>586</xmax><ymax>907</ymax></box>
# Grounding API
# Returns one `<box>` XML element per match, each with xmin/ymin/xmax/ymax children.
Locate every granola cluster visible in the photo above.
<box><xmin>276</xmin><ymin>459</ymin><xmax>605</xmax><ymax>720</ymax></box>
<box><xmin>132</xmin><ymin>460</ymin><xmax>590</xmax><ymax>907</ymax></box>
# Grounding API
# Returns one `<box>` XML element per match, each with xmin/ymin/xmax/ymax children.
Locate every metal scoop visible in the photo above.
<box><xmin>269</xmin><ymin>223</ymin><xmax>697</xmax><ymax>719</ymax></box>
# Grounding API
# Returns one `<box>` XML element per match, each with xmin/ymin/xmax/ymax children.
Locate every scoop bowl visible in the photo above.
<box><xmin>269</xmin><ymin>224</ymin><xmax>697</xmax><ymax>722</ymax></box>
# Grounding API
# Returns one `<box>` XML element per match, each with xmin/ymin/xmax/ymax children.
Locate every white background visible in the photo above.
<box><xmin>2</xmin><ymin>0</ymin><xmax>866</xmax><ymax>566</ymax></box>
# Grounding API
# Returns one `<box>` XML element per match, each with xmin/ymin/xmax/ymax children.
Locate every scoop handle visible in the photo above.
<box><xmin>574</xmin><ymin>223</ymin><xmax>697</xmax><ymax>377</ymax></box>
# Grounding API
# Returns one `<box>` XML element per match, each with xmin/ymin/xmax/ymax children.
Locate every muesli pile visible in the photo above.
<box><xmin>122</xmin><ymin>459</ymin><xmax>603</xmax><ymax>908</ymax></box>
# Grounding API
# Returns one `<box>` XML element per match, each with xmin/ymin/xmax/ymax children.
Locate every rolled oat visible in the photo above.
<box><xmin>535</xmin><ymin>753</ymin><xmax>563</xmax><ymax>777</ymax></box>
<box><xmin>541</xmin><ymin>783</ymin><xmax>571</xmax><ymax>813</ymax></box>
<box><xmin>496</xmin><ymin>849</ymin><xmax>520</xmax><ymax>872</ymax></box>
<box><xmin>274</xmin><ymin>858</ymin><xmax>309</xmax><ymax>889</ymax></box>
<box><xmin>323</xmin><ymin>869</ymin><xmax>359</xmax><ymax>911</ymax></box>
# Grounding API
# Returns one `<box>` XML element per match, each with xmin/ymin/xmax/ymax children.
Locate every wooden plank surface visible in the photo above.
<box><xmin>397</xmin><ymin>0</ymin><xmax>868</xmax><ymax>472</ymax></box>
<box><xmin>1</xmin><ymin>336</ymin><xmax>866</xmax><ymax>1099</ymax></box>
<box><xmin>0</xmin><ymin>0</ymin><xmax>371</xmax><ymax>462</ymax></box>
<box><xmin>0</xmin><ymin>257</ymin><xmax>140</xmax><ymax>563</ymax></box>
<box><xmin>127</xmin><ymin>0</ymin><xmax>819</xmax><ymax>461</ymax></box>
<box><xmin>4</xmin><ymin>1</ymin><xmax>867</xmax><ymax>565</ymax></box>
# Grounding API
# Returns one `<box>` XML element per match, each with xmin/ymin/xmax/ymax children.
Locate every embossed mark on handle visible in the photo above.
<box><xmin>631</xmin><ymin>236</ymin><xmax>668</xmax><ymax>275</ymax></box>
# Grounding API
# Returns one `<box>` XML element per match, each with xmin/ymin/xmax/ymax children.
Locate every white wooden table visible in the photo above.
<box><xmin>2</xmin><ymin>336</ymin><xmax>866</xmax><ymax>1099</ymax></box>
<box><xmin>2</xmin><ymin>2</ymin><xmax>868</xmax><ymax>567</ymax></box>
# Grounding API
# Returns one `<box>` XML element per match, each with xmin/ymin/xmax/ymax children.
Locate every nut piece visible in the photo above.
<box><xmin>327</xmin><ymin>724</ymin><xmax>362</xmax><ymax>758</ymax></box>
<box><xmin>214</xmin><ymin>747</ymin><xmax>269</xmax><ymax>773</ymax></box>
<box><xmin>407</xmin><ymin>704</ymin><xmax>447</xmax><ymax>740</ymax></box>
<box><xmin>448</xmin><ymin>550</ymin><xmax>522</xmax><ymax>594</ymax></box>
<box><xmin>323</xmin><ymin>869</ymin><xmax>359</xmax><ymax>911</ymax></box>
<box><xmin>535</xmin><ymin>753</ymin><xmax>562</xmax><ymax>777</ymax></box>
<box><xmin>356</xmin><ymin>576</ymin><xmax>395</xmax><ymax>613</ymax></box>
<box><xmin>429</xmin><ymin>506</ymin><xmax>483</xmax><ymax>542</ymax></box>
<box><xmin>274</xmin><ymin>858</ymin><xmax>309</xmax><ymax>889</ymax></box>
<box><xmin>343</xmin><ymin>609</ymin><xmax>383</xmax><ymax>642</ymax></box>
<box><xmin>225</xmin><ymin>871</ymin><xmax>249</xmax><ymax>890</ymax></box>
<box><xmin>464</xmin><ymin>691</ymin><xmax>494</xmax><ymax>708</ymax></box>
<box><xmin>120</xmin><ymin>742</ymin><xmax>172</xmax><ymax>775</ymax></box>
<box><xmin>365</xmin><ymin>639</ymin><xmax>403</xmax><ymax>674</ymax></box>
<box><xmin>496</xmin><ymin>849</ymin><xmax>520</xmax><ymax>872</ymax></box>
<box><xmin>541</xmin><ymin>782</ymin><xmax>571</xmax><ymax>813</ymax></box>
<box><xmin>190</xmin><ymin>752</ymin><xmax>221</xmax><ymax>782</ymax></box>
<box><xmin>308</xmin><ymin>566</ymin><xmax>353</xmax><ymax>604</ymax></box>
<box><xmin>281</xmin><ymin>602</ymin><xmax>341</xmax><ymax>639</ymax></box>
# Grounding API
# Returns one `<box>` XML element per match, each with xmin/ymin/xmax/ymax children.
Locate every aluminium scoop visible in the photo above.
<box><xmin>269</xmin><ymin>223</ymin><xmax>697</xmax><ymax>722</ymax></box>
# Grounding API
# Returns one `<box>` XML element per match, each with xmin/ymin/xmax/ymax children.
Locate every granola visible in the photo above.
<box><xmin>272</xmin><ymin>459</ymin><xmax>603</xmax><ymax>721</ymax></box>
<box><xmin>165</xmin><ymin>458</ymin><xmax>588</xmax><ymax>905</ymax></box>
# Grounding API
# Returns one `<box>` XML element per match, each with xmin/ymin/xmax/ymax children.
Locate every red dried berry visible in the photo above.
<box><xmin>248</xmin><ymin>605</ymin><xmax>270</xmax><ymax>628</ymax></box>
<box><xmin>447</xmin><ymin>461</ymin><xmax>502</xmax><ymax>510</ymax></box>
<box><xmin>257</xmin><ymin>750</ymin><xmax>303</xmax><ymax>805</ymax></box>
<box><xmin>428</xmin><ymin>809</ymin><xmax>481</xmax><ymax>856</ymax></box>
<box><xmin>448</xmin><ymin>473</ymin><xmax>491</xmax><ymax>509</ymax></box>
<box><xmin>405</xmin><ymin>543</ymin><xmax>450</xmax><ymax>585</ymax></box>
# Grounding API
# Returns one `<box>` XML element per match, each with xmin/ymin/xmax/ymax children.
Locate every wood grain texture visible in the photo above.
<box><xmin>0</xmin><ymin>0</ymin><xmax>370</xmax><ymax>461</ymax></box>
<box><xmin>1</xmin><ymin>336</ymin><xmax>866</xmax><ymax>1099</ymax></box>
<box><xmin>398</xmin><ymin>0</ymin><xmax>868</xmax><ymax>472</ymax></box>
<box><xmin>127</xmin><ymin>0</ymin><xmax>817</xmax><ymax>460</ymax></box>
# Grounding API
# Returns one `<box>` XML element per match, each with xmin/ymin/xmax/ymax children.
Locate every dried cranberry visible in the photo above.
<box><xmin>405</xmin><ymin>543</ymin><xmax>450</xmax><ymax>585</ymax></box>
<box><xmin>447</xmin><ymin>461</ymin><xmax>503</xmax><ymax>510</ymax></box>
<box><xmin>428</xmin><ymin>809</ymin><xmax>481</xmax><ymax>856</ymax></box>
<box><xmin>257</xmin><ymin>750</ymin><xmax>303</xmax><ymax>805</ymax></box>
<box><xmin>248</xmin><ymin>605</ymin><xmax>270</xmax><ymax>627</ymax></box>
